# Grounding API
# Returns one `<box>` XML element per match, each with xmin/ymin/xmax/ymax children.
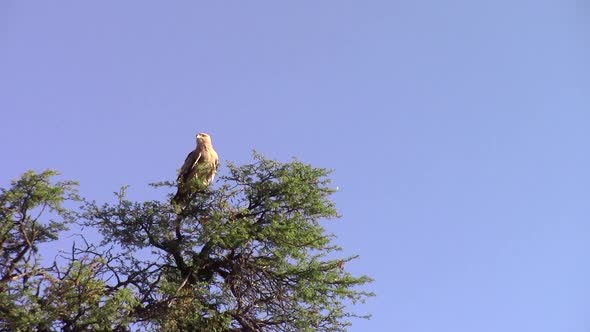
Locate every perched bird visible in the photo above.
<box><xmin>172</xmin><ymin>133</ymin><xmax>219</xmax><ymax>206</ymax></box>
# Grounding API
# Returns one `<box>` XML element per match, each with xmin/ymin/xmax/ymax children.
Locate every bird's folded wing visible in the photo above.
<box><xmin>178</xmin><ymin>150</ymin><xmax>200</xmax><ymax>182</ymax></box>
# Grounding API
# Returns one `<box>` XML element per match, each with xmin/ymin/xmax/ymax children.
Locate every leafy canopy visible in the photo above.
<box><xmin>0</xmin><ymin>154</ymin><xmax>373</xmax><ymax>331</ymax></box>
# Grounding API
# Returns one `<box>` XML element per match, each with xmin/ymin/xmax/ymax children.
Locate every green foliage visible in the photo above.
<box><xmin>0</xmin><ymin>170</ymin><xmax>79</xmax><ymax>331</ymax></box>
<box><xmin>1</xmin><ymin>154</ymin><xmax>373</xmax><ymax>331</ymax></box>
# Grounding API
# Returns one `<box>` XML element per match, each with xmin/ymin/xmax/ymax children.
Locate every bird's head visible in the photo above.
<box><xmin>196</xmin><ymin>132</ymin><xmax>212</xmax><ymax>145</ymax></box>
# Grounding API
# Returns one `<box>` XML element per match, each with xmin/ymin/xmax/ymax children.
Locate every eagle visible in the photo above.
<box><xmin>172</xmin><ymin>132</ymin><xmax>219</xmax><ymax>206</ymax></box>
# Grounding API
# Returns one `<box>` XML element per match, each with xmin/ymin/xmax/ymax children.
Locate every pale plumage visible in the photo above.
<box><xmin>173</xmin><ymin>133</ymin><xmax>219</xmax><ymax>205</ymax></box>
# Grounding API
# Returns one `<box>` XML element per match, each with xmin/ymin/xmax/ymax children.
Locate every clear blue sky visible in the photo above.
<box><xmin>1</xmin><ymin>1</ymin><xmax>589</xmax><ymax>331</ymax></box>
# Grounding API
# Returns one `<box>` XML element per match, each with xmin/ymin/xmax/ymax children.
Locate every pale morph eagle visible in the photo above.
<box><xmin>172</xmin><ymin>133</ymin><xmax>219</xmax><ymax>206</ymax></box>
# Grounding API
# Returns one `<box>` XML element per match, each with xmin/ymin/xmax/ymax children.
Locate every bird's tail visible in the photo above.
<box><xmin>171</xmin><ymin>190</ymin><xmax>185</xmax><ymax>213</ymax></box>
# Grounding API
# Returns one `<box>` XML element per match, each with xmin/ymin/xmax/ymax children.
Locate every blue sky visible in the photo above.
<box><xmin>1</xmin><ymin>1</ymin><xmax>589</xmax><ymax>331</ymax></box>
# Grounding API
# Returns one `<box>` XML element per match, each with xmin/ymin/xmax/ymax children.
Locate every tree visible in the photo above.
<box><xmin>0</xmin><ymin>154</ymin><xmax>373</xmax><ymax>331</ymax></box>
<box><xmin>0</xmin><ymin>170</ymin><xmax>136</xmax><ymax>331</ymax></box>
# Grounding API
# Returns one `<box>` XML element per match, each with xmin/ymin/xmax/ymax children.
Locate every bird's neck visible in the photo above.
<box><xmin>198</xmin><ymin>144</ymin><xmax>212</xmax><ymax>151</ymax></box>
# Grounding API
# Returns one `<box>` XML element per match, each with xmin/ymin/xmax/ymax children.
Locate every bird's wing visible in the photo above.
<box><xmin>213</xmin><ymin>154</ymin><xmax>220</xmax><ymax>170</ymax></box>
<box><xmin>192</xmin><ymin>152</ymin><xmax>203</xmax><ymax>168</ymax></box>
<box><xmin>177</xmin><ymin>150</ymin><xmax>200</xmax><ymax>183</ymax></box>
<box><xmin>208</xmin><ymin>154</ymin><xmax>220</xmax><ymax>184</ymax></box>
